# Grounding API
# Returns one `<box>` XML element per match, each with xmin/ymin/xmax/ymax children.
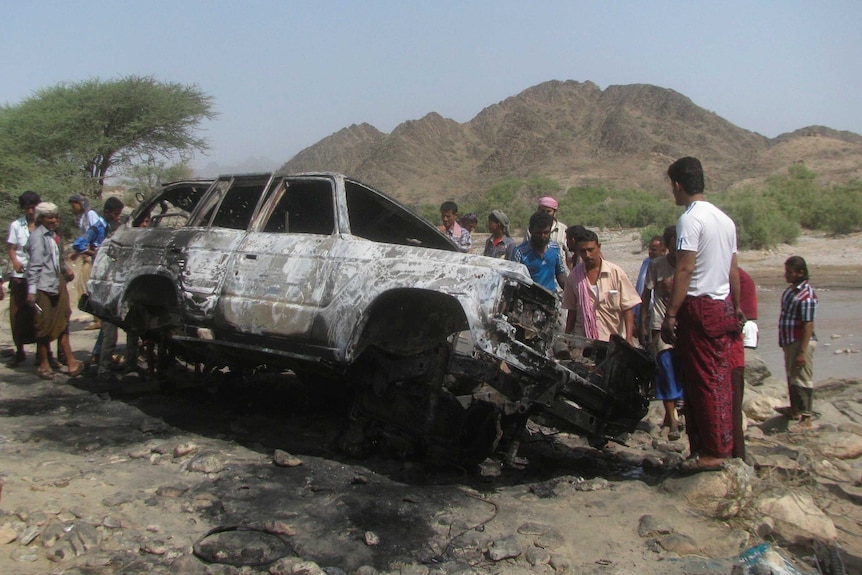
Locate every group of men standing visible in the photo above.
<box><xmin>5</xmin><ymin>192</ymin><xmax>126</xmax><ymax>382</ymax></box>
<box><xmin>439</xmin><ymin>156</ymin><xmax>819</xmax><ymax>474</ymax></box>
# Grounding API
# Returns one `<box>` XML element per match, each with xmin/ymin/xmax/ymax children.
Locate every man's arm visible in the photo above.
<box><xmin>729</xmin><ymin>253</ymin><xmax>744</xmax><ymax>324</ymax></box>
<box><xmin>639</xmin><ymin>287</ymin><xmax>652</xmax><ymax>346</ymax></box>
<box><xmin>661</xmin><ymin>249</ymin><xmax>695</xmax><ymax>344</ymax></box>
<box><xmin>796</xmin><ymin>321</ymin><xmax>814</xmax><ymax>368</ymax></box>
<box><xmin>556</xmin><ymin>272</ymin><xmax>568</xmax><ymax>290</ymax></box>
<box><xmin>622</xmin><ymin>308</ymin><xmax>635</xmax><ymax>344</ymax></box>
<box><xmin>8</xmin><ymin>243</ymin><xmax>23</xmax><ymax>274</ymax></box>
<box><xmin>565</xmin><ymin>309</ymin><xmax>576</xmax><ymax>334</ymax></box>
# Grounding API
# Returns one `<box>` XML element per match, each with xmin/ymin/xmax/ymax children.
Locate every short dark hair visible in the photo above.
<box><xmin>649</xmin><ymin>235</ymin><xmax>664</xmax><ymax>246</ymax></box>
<box><xmin>528</xmin><ymin>210</ymin><xmax>554</xmax><ymax>232</ymax></box>
<box><xmin>667</xmin><ymin>156</ymin><xmax>704</xmax><ymax>195</ymax></box>
<box><xmin>577</xmin><ymin>228</ymin><xmax>599</xmax><ymax>244</ymax></box>
<box><xmin>103</xmin><ymin>197</ymin><xmax>124</xmax><ymax>213</ymax></box>
<box><xmin>785</xmin><ymin>255</ymin><xmax>809</xmax><ymax>280</ymax></box>
<box><xmin>440</xmin><ymin>201</ymin><xmax>458</xmax><ymax>214</ymax></box>
<box><xmin>662</xmin><ymin>225</ymin><xmax>677</xmax><ymax>247</ymax></box>
<box><xmin>19</xmin><ymin>190</ymin><xmax>41</xmax><ymax>208</ymax></box>
<box><xmin>566</xmin><ymin>224</ymin><xmax>586</xmax><ymax>240</ymax></box>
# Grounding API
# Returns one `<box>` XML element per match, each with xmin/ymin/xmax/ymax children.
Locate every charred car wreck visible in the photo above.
<box><xmin>86</xmin><ymin>173</ymin><xmax>652</xmax><ymax>465</ymax></box>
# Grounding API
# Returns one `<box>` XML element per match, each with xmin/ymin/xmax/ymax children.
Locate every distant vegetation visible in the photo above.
<box><xmin>416</xmin><ymin>164</ymin><xmax>861</xmax><ymax>250</ymax></box>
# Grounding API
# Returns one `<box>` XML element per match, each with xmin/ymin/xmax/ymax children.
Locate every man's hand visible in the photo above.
<box><xmin>795</xmin><ymin>351</ymin><xmax>807</xmax><ymax>368</ymax></box>
<box><xmin>736</xmin><ymin>309</ymin><xmax>747</xmax><ymax>333</ymax></box>
<box><xmin>638</xmin><ymin>323</ymin><xmax>650</xmax><ymax>349</ymax></box>
<box><xmin>64</xmin><ymin>270</ymin><xmax>75</xmax><ymax>282</ymax></box>
<box><xmin>26</xmin><ymin>293</ymin><xmax>36</xmax><ymax>306</ymax></box>
<box><xmin>661</xmin><ymin>316</ymin><xmax>677</xmax><ymax>345</ymax></box>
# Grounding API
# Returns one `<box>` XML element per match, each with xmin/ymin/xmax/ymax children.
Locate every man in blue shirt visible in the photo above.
<box><xmin>510</xmin><ymin>211</ymin><xmax>567</xmax><ymax>293</ymax></box>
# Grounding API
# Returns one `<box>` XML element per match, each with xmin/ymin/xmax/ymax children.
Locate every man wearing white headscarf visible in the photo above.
<box><xmin>25</xmin><ymin>202</ymin><xmax>85</xmax><ymax>380</ymax></box>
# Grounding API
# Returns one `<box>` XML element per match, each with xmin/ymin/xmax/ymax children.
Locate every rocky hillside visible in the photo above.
<box><xmin>278</xmin><ymin>80</ymin><xmax>862</xmax><ymax>205</ymax></box>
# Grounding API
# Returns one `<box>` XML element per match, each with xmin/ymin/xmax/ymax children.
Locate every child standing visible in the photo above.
<box><xmin>775</xmin><ymin>256</ymin><xmax>818</xmax><ymax>428</ymax></box>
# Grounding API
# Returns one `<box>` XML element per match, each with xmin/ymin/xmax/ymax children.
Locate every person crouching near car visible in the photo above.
<box><xmin>25</xmin><ymin>202</ymin><xmax>85</xmax><ymax>380</ymax></box>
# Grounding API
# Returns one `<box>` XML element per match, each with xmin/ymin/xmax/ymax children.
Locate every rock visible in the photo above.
<box><xmin>399</xmin><ymin>564</ymin><xmax>429</xmax><ymax>575</ymax></box>
<box><xmin>65</xmin><ymin>521</ymin><xmax>102</xmax><ymax>554</ymax></box>
<box><xmin>142</xmin><ymin>540</ymin><xmax>169</xmax><ymax>555</ymax></box>
<box><xmin>40</xmin><ymin>522</ymin><xmax>67</xmax><ymax>547</ymax></box>
<box><xmin>757</xmin><ymin>493</ymin><xmax>838</xmax><ymax>543</ymax></box>
<box><xmin>811</xmin><ymin>431</ymin><xmax>862</xmax><ymax>459</ymax></box>
<box><xmin>743</xmin><ymin>394</ymin><xmax>785</xmax><ymax>422</ymax></box>
<box><xmin>102</xmin><ymin>492</ymin><xmax>134</xmax><ymax>507</ymax></box>
<box><xmin>549</xmin><ymin>554</ymin><xmax>571</xmax><ymax>572</ymax></box>
<box><xmin>355</xmin><ymin>567</ymin><xmax>380</xmax><ymax>575</ymax></box>
<box><xmin>269</xmin><ymin>557</ymin><xmax>327</xmax><ymax>575</ymax></box>
<box><xmin>19</xmin><ymin>524</ymin><xmax>40</xmax><ymax>545</ymax></box>
<box><xmin>574</xmin><ymin>478</ymin><xmax>610</xmax><ymax>491</ymax></box>
<box><xmin>364</xmin><ymin>531</ymin><xmax>379</xmax><ymax>546</ymax></box>
<box><xmin>126</xmin><ymin>443</ymin><xmax>155</xmax><ymax>459</ymax></box>
<box><xmin>27</xmin><ymin>510</ymin><xmax>49</xmax><ymax>525</ymax></box>
<box><xmin>10</xmin><ymin>546</ymin><xmax>39</xmax><ymax>562</ymax></box>
<box><xmin>753</xmin><ymin>516</ymin><xmax>775</xmax><ymax>538</ymax></box>
<box><xmin>516</xmin><ymin>522</ymin><xmax>550</xmax><ymax>535</ymax></box>
<box><xmin>102</xmin><ymin>516</ymin><xmax>122</xmax><ymax>529</ymax></box>
<box><xmin>487</xmin><ymin>535</ymin><xmax>522</xmax><ymax>560</ymax></box>
<box><xmin>46</xmin><ymin>541</ymin><xmax>76</xmax><ymax>562</ymax></box>
<box><xmin>525</xmin><ymin>546</ymin><xmax>551</xmax><ymax>566</ymax></box>
<box><xmin>534</xmin><ymin>530</ymin><xmax>564</xmax><ymax>550</ymax></box>
<box><xmin>173</xmin><ymin>442</ymin><xmax>199</xmax><ymax>458</ymax></box>
<box><xmin>157</xmin><ymin>484</ymin><xmax>190</xmax><ymax>498</ymax></box>
<box><xmin>638</xmin><ymin>514</ymin><xmax>673</xmax><ymax>538</ymax></box>
<box><xmin>186</xmin><ymin>452</ymin><xmax>225</xmax><ymax>474</ymax></box>
<box><xmin>657</xmin><ymin>533</ymin><xmax>699</xmax><ymax>556</ymax></box>
<box><xmin>0</xmin><ymin>525</ymin><xmax>18</xmax><ymax>544</ymax></box>
<box><xmin>273</xmin><ymin>449</ymin><xmax>303</xmax><ymax>468</ymax></box>
<box><xmin>170</xmin><ymin>554</ymin><xmax>208</xmax><ymax>575</ymax></box>
<box><xmin>744</xmin><ymin>355</ymin><xmax>771</xmax><ymax>386</ymax></box>
<box><xmin>263</xmin><ymin>520</ymin><xmax>296</xmax><ymax>537</ymax></box>
<box><xmin>477</xmin><ymin>458</ymin><xmax>501</xmax><ymax>478</ymax></box>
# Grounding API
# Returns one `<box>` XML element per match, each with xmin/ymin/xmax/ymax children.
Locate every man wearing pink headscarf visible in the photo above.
<box><xmin>524</xmin><ymin>196</ymin><xmax>572</xmax><ymax>269</ymax></box>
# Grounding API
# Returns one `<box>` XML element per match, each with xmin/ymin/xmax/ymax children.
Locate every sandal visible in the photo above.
<box><xmin>677</xmin><ymin>457</ymin><xmax>725</xmax><ymax>474</ymax></box>
<box><xmin>67</xmin><ymin>362</ymin><xmax>85</xmax><ymax>378</ymax></box>
<box><xmin>36</xmin><ymin>368</ymin><xmax>55</xmax><ymax>381</ymax></box>
<box><xmin>668</xmin><ymin>428</ymin><xmax>681</xmax><ymax>441</ymax></box>
<box><xmin>774</xmin><ymin>406</ymin><xmax>801</xmax><ymax>420</ymax></box>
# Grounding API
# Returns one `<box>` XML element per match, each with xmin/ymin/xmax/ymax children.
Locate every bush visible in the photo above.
<box><xmin>414</xmin><ymin>166</ymin><xmax>858</xmax><ymax>249</ymax></box>
<box><xmin>717</xmin><ymin>192</ymin><xmax>800</xmax><ymax>249</ymax></box>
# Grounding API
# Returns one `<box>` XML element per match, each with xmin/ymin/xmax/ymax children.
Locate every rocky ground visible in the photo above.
<box><xmin>0</xmin><ymin>231</ymin><xmax>860</xmax><ymax>575</ymax></box>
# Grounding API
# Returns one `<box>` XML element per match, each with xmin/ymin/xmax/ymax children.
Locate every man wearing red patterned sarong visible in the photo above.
<box><xmin>661</xmin><ymin>157</ymin><xmax>743</xmax><ymax>474</ymax></box>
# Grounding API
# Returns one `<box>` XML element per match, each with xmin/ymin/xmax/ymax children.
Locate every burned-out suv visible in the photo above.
<box><xmin>87</xmin><ymin>173</ymin><xmax>651</xmax><ymax>464</ymax></box>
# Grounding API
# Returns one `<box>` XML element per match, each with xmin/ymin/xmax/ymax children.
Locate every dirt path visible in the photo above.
<box><xmin>0</xmin><ymin>231</ymin><xmax>860</xmax><ymax>574</ymax></box>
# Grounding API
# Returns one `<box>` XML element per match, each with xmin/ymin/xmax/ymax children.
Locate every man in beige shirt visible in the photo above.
<box><xmin>562</xmin><ymin>229</ymin><xmax>640</xmax><ymax>343</ymax></box>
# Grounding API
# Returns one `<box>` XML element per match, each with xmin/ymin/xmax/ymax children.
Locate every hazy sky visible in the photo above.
<box><xmin>3</xmin><ymin>1</ymin><xmax>861</xmax><ymax>177</ymax></box>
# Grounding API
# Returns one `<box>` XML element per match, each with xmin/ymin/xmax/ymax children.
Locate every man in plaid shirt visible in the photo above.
<box><xmin>775</xmin><ymin>256</ymin><xmax>818</xmax><ymax>426</ymax></box>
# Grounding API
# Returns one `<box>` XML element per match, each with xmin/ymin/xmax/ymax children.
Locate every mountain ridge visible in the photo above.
<box><xmin>278</xmin><ymin>80</ymin><xmax>862</xmax><ymax>205</ymax></box>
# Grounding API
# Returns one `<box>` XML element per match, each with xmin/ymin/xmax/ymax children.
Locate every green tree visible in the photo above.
<box><xmin>121</xmin><ymin>158</ymin><xmax>195</xmax><ymax>207</ymax></box>
<box><xmin>0</xmin><ymin>75</ymin><xmax>215</xmax><ymax>198</ymax></box>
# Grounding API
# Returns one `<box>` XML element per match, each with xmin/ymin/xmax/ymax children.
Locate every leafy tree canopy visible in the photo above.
<box><xmin>0</xmin><ymin>75</ymin><xmax>215</xmax><ymax>201</ymax></box>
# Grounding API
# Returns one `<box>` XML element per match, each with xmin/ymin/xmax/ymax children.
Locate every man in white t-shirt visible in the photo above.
<box><xmin>661</xmin><ymin>157</ymin><xmax>743</xmax><ymax>474</ymax></box>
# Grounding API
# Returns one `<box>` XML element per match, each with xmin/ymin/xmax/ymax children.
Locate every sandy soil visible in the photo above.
<box><xmin>0</xmin><ymin>231</ymin><xmax>859</xmax><ymax>575</ymax></box>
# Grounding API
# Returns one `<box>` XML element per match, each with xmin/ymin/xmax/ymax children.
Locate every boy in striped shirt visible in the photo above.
<box><xmin>775</xmin><ymin>256</ymin><xmax>818</xmax><ymax>427</ymax></box>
